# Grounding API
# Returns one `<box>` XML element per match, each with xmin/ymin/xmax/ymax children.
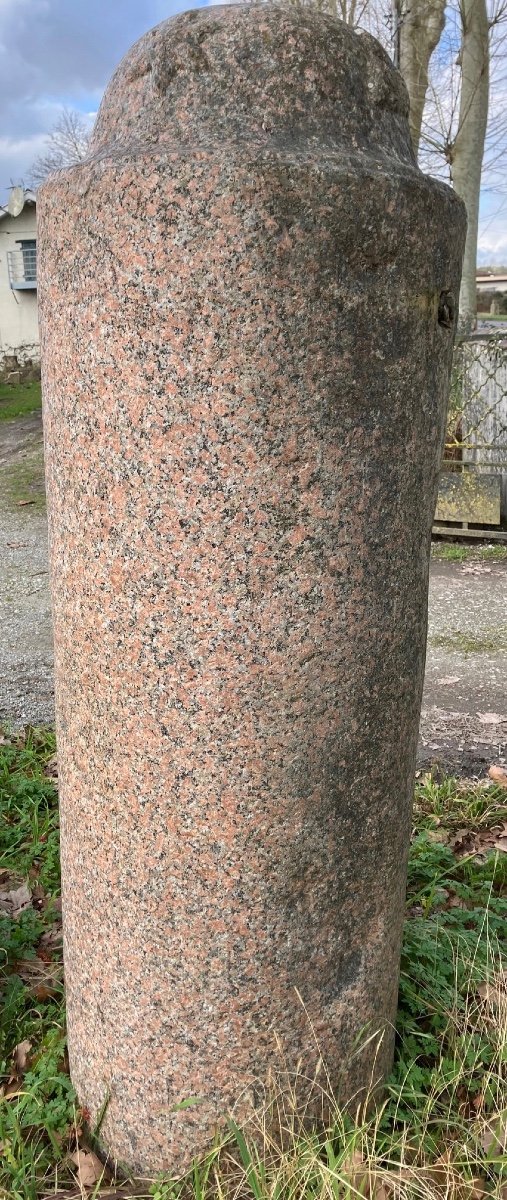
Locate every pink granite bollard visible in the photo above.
<box><xmin>38</xmin><ymin>3</ymin><xmax>465</xmax><ymax>1176</ymax></box>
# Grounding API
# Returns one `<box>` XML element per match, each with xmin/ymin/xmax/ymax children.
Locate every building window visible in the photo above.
<box><xmin>17</xmin><ymin>239</ymin><xmax>37</xmax><ymax>282</ymax></box>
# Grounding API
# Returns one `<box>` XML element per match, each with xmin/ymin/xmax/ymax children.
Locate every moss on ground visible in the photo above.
<box><xmin>429</xmin><ymin>627</ymin><xmax>507</xmax><ymax>654</ymax></box>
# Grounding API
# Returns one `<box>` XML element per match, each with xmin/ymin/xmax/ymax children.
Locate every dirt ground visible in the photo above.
<box><xmin>1</xmin><ymin>412</ymin><xmax>506</xmax><ymax>777</ymax></box>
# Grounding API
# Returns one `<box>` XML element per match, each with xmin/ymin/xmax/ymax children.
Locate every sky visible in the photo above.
<box><xmin>0</xmin><ymin>0</ymin><xmax>188</xmax><ymax>188</ymax></box>
<box><xmin>1</xmin><ymin>0</ymin><xmax>506</xmax><ymax>264</ymax></box>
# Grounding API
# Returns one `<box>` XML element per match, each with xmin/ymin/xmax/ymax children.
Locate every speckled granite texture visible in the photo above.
<box><xmin>38</xmin><ymin>2</ymin><xmax>466</xmax><ymax>1175</ymax></box>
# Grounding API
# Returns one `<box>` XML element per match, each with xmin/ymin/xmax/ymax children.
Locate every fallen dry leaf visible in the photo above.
<box><xmin>34</xmin><ymin>984</ymin><xmax>60</xmax><ymax>1001</ymax></box>
<box><xmin>426</xmin><ymin>827</ymin><xmax>450</xmax><ymax>844</ymax></box>
<box><xmin>418</xmin><ymin>1152</ymin><xmax>485</xmax><ymax>1200</ymax></box>
<box><xmin>17</xmin><ymin>499</ymin><xmax>35</xmax><ymax>506</ymax></box>
<box><xmin>6</xmin><ymin>540</ymin><xmax>28</xmax><ymax>548</ymax></box>
<box><xmin>490</xmin><ymin>822</ymin><xmax>507</xmax><ymax>855</ymax></box>
<box><xmin>0</xmin><ymin>882</ymin><xmax>32</xmax><ymax>918</ymax></box>
<box><xmin>467</xmin><ymin>1180</ymin><xmax>489</xmax><ymax>1199</ymax></box>
<box><xmin>10</xmin><ymin>883</ymin><xmax>32</xmax><ymax>916</ymax></box>
<box><xmin>372</xmin><ymin>1185</ymin><xmax>393</xmax><ymax>1200</ymax></box>
<box><xmin>477</xmin><ymin>977</ymin><xmax>506</xmax><ymax>1009</ymax></box>
<box><xmin>2</xmin><ymin>1080</ymin><xmax>23</xmax><ymax>1098</ymax></box>
<box><xmin>450</xmin><ymin>828</ymin><xmax>476</xmax><ymax>854</ymax></box>
<box><xmin>488</xmin><ymin>765</ymin><xmax>507</xmax><ymax>788</ymax></box>
<box><xmin>477</xmin><ymin>713</ymin><xmax>507</xmax><ymax>725</ymax></box>
<box><xmin>70</xmin><ymin>1148</ymin><xmax>105</xmax><ymax>1189</ymax></box>
<box><xmin>13</xmin><ymin>1039</ymin><xmax>32</xmax><ymax>1073</ymax></box>
<box><xmin>340</xmin><ymin>1150</ymin><xmax>370</xmax><ymax>1195</ymax></box>
<box><xmin>481</xmin><ymin>1114</ymin><xmax>507</xmax><ymax>1157</ymax></box>
<box><xmin>44</xmin><ymin>754</ymin><xmax>58</xmax><ymax>779</ymax></box>
<box><xmin>422</xmin><ymin>1151</ymin><xmax>454</xmax><ymax>1188</ymax></box>
<box><xmin>39</xmin><ymin>923</ymin><xmax>64</xmax><ymax>951</ymax></box>
<box><xmin>31</xmin><ymin>882</ymin><xmax>46</xmax><ymax>909</ymax></box>
<box><xmin>451</xmin><ymin>821</ymin><xmax>507</xmax><ymax>860</ymax></box>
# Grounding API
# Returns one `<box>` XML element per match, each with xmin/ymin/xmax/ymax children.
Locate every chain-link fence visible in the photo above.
<box><xmin>435</xmin><ymin>335</ymin><xmax>507</xmax><ymax>531</ymax></box>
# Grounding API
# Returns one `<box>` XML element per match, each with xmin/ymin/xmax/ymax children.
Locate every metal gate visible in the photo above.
<box><xmin>434</xmin><ymin>335</ymin><xmax>507</xmax><ymax>538</ymax></box>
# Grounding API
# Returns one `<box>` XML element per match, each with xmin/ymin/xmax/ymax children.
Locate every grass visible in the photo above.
<box><xmin>1</xmin><ymin>731</ymin><xmax>506</xmax><ymax>1199</ymax></box>
<box><xmin>431</xmin><ymin>544</ymin><xmax>507</xmax><ymax>562</ymax></box>
<box><xmin>0</xmin><ymin>382</ymin><xmax>41</xmax><ymax>423</ymax></box>
<box><xmin>0</xmin><ymin>449</ymin><xmax>46</xmax><ymax>513</ymax></box>
<box><xmin>0</xmin><ymin>380</ymin><xmax>45</xmax><ymax>512</ymax></box>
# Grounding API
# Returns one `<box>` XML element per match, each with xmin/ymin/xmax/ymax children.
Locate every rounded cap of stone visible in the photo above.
<box><xmin>90</xmin><ymin>2</ymin><xmax>414</xmax><ymax>164</ymax></box>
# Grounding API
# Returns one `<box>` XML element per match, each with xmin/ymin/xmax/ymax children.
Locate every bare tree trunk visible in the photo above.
<box><xmin>398</xmin><ymin>0</ymin><xmax>447</xmax><ymax>153</ymax></box>
<box><xmin>452</xmin><ymin>0</ymin><xmax>489</xmax><ymax>335</ymax></box>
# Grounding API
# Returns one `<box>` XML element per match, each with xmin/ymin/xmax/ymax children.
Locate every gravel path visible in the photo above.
<box><xmin>0</xmin><ymin>414</ymin><xmax>54</xmax><ymax>727</ymax></box>
<box><xmin>421</xmin><ymin>559</ymin><xmax>507</xmax><ymax>776</ymax></box>
<box><xmin>1</xmin><ymin>413</ymin><xmax>506</xmax><ymax>778</ymax></box>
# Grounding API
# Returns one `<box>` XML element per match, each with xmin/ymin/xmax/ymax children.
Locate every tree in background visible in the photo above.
<box><xmin>451</xmin><ymin>0</ymin><xmax>490</xmax><ymax>332</ymax></box>
<box><xmin>30</xmin><ymin>109</ymin><xmax>92</xmax><ymax>188</ymax></box>
<box><xmin>288</xmin><ymin>0</ymin><xmax>507</xmax><ymax>333</ymax></box>
<box><xmin>413</xmin><ymin>0</ymin><xmax>504</xmax><ymax>334</ymax></box>
<box><xmin>396</xmin><ymin>0</ymin><xmax>447</xmax><ymax>152</ymax></box>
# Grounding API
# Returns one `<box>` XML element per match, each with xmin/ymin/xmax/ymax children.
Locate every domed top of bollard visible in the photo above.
<box><xmin>90</xmin><ymin>2</ymin><xmax>414</xmax><ymax>164</ymax></box>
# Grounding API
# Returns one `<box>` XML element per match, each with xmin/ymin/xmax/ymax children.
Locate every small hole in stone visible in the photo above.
<box><xmin>438</xmin><ymin>290</ymin><xmax>455</xmax><ymax>329</ymax></box>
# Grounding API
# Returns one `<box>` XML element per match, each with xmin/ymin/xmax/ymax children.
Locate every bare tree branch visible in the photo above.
<box><xmin>30</xmin><ymin>109</ymin><xmax>92</xmax><ymax>188</ymax></box>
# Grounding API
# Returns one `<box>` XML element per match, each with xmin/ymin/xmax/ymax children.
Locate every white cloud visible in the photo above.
<box><xmin>0</xmin><ymin>0</ymin><xmax>199</xmax><ymax>190</ymax></box>
<box><xmin>477</xmin><ymin>224</ymin><xmax>507</xmax><ymax>266</ymax></box>
<box><xmin>0</xmin><ymin>133</ymin><xmax>47</xmax><ymax>191</ymax></box>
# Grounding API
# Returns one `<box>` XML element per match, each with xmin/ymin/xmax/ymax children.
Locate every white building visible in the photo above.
<box><xmin>0</xmin><ymin>187</ymin><xmax>39</xmax><ymax>370</ymax></box>
<box><xmin>476</xmin><ymin>273</ymin><xmax>507</xmax><ymax>294</ymax></box>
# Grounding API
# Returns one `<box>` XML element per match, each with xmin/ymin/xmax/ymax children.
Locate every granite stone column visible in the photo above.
<box><xmin>38</xmin><ymin>3</ymin><xmax>465</xmax><ymax>1175</ymax></box>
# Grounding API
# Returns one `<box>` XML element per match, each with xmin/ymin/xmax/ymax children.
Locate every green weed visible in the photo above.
<box><xmin>0</xmin><ymin>727</ymin><xmax>75</xmax><ymax>1200</ymax></box>
<box><xmin>0</xmin><ymin>382</ymin><xmax>41</xmax><ymax>423</ymax></box>
<box><xmin>431</xmin><ymin>543</ymin><xmax>507</xmax><ymax>562</ymax></box>
<box><xmin>414</xmin><ymin>771</ymin><xmax>507</xmax><ymax>830</ymax></box>
<box><xmin>1</xmin><ymin>732</ymin><xmax>506</xmax><ymax>1199</ymax></box>
<box><xmin>147</xmin><ymin>778</ymin><xmax>507</xmax><ymax>1200</ymax></box>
